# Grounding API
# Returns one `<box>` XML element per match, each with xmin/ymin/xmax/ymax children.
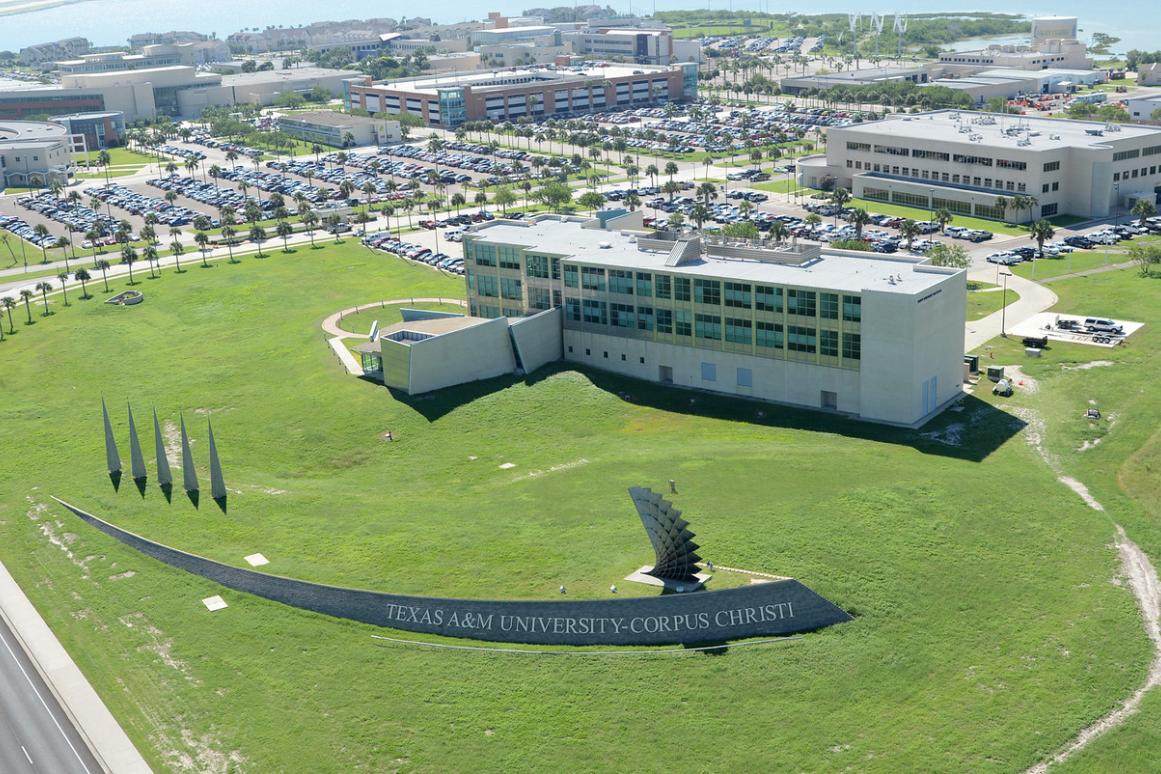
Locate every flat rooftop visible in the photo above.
<box><xmin>371</xmin><ymin>63</ymin><xmax>673</xmax><ymax>95</ymax></box>
<box><xmin>277</xmin><ymin>110</ymin><xmax>380</xmax><ymax>127</ymax></box>
<box><xmin>469</xmin><ymin>219</ymin><xmax>952</xmax><ymax>295</ymax></box>
<box><xmin>0</xmin><ymin>120</ymin><xmax>69</xmax><ymax>143</ymax></box>
<box><xmin>221</xmin><ymin>67</ymin><xmax>350</xmax><ymax>86</ymax></box>
<box><xmin>837</xmin><ymin>109</ymin><xmax>1161</xmax><ymax>150</ymax></box>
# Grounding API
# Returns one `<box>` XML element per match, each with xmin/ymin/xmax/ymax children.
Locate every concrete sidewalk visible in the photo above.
<box><xmin>0</xmin><ymin>559</ymin><xmax>152</xmax><ymax>774</ymax></box>
<box><xmin>964</xmin><ymin>269</ymin><xmax>1059</xmax><ymax>351</ymax></box>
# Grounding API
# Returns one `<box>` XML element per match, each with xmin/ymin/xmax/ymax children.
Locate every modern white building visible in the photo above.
<box><xmin>274</xmin><ymin>110</ymin><xmax>401</xmax><ymax>147</ymax></box>
<box><xmin>939</xmin><ymin>17</ymin><xmax>1091</xmax><ymax>72</ymax></box>
<box><xmin>0</xmin><ymin>120</ymin><xmax>71</xmax><ymax>188</ymax></box>
<box><xmin>461</xmin><ymin>213</ymin><xmax>967</xmax><ymax>426</ymax></box>
<box><xmin>799</xmin><ymin>110</ymin><xmax>1161</xmax><ymax>220</ymax></box>
<box><xmin>1129</xmin><ymin>94</ymin><xmax>1161</xmax><ymax>124</ymax></box>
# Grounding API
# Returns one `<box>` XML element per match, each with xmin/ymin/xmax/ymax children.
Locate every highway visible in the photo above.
<box><xmin>0</xmin><ymin>613</ymin><xmax>102</xmax><ymax>774</ymax></box>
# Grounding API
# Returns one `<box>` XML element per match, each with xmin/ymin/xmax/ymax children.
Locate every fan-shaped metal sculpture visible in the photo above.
<box><xmin>629</xmin><ymin>487</ymin><xmax>703</xmax><ymax>583</ymax></box>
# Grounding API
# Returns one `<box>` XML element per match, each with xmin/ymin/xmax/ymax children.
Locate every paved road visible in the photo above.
<box><xmin>0</xmin><ymin>614</ymin><xmax>101</xmax><ymax>774</ymax></box>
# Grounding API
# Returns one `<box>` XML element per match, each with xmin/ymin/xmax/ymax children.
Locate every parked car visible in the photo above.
<box><xmin>1083</xmin><ymin>318</ymin><xmax>1123</xmax><ymax>335</ymax></box>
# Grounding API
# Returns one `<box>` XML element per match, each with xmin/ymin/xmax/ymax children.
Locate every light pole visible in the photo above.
<box><xmin>1000</xmin><ymin>270</ymin><xmax>1012</xmax><ymax>338</ymax></box>
<box><xmin>1113</xmin><ymin>182</ymin><xmax>1121</xmax><ymax>229</ymax></box>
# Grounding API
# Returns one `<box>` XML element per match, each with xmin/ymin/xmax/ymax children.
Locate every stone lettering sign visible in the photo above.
<box><xmin>57</xmin><ymin>498</ymin><xmax>851</xmax><ymax>646</ymax></box>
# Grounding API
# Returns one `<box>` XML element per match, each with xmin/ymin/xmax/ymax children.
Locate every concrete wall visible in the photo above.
<box><xmin>563</xmin><ymin>331</ymin><xmax>864</xmax><ymax>417</ymax></box>
<box><xmin>56</xmin><ymin>498</ymin><xmax>851</xmax><ymax>646</ymax></box>
<box><xmin>858</xmin><ymin>267</ymin><xmax>965</xmax><ymax>425</ymax></box>
<box><xmin>509</xmin><ymin>308</ymin><xmax>563</xmax><ymax>374</ymax></box>
<box><xmin>407</xmin><ymin>317</ymin><xmax>516</xmax><ymax>394</ymax></box>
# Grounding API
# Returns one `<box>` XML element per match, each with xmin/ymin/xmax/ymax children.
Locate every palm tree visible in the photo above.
<box><xmin>664</xmin><ymin>161</ymin><xmax>679</xmax><ymax>181</ymax></box>
<box><xmin>690</xmin><ymin>202</ymin><xmax>710</xmax><ymax>230</ymax></box>
<box><xmin>170</xmin><ymin>239</ymin><xmax>185</xmax><ymax>272</ymax></box>
<box><xmin>645</xmin><ymin>164</ymin><xmax>659</xmax><ymax>188</ymax></box>
<box><xmin>122</xmin><ymin>246</ymin><xmax>138</xmax><ymax>284</ymax></box>
<box><xmin>74</xmin><ymin>268</ymin><xmax>92</xmax><ymax>299</ymax></box>
<box><xmin>209</xmin><ymin>164</ymin><xmax>222</xmax><ymax>193</ymax></box>
<box><xmin>697</xmin><ymin>181</ymin><xmax>717</xmax><ymax>205</ymax></box>
<box><xmin>849</xmin><ymin>208</ymin><xmax>872</xmax><ymax>239</ymax></box>
<box><xmin>54</xmin><ymin>236</ymin><xmax>71</xmax><ymax>272</ymax></box>
<box><xmin>221</xmin><ymin>225</ymin><xmax>237</xmax><ymax>263</ymax></box>
<box><xmin>1029</xmin><ymin>219</ymin><xmax>1056</xmax><ymax>259</ymax></box>
<box><xmin>934</xmin><ymin>208</ymin><xmax>954</xmax><ymax>234</ymax></box>
<box><xmin>276</xmin><ymin>220</ymin><xmax>294</xmax><ymax>252</ymax></box>
<box><xmin>32</xmin><ymin>224</ymin><xmax>50</xmax><ymax>263</ymax></box>
<box><xmin>830</xmin><ymin>187</ymin><xmax>851</xmax><ymax>224</ymax></box>
<box><xmin>143</xmin><ymin>246</ymin><xmax>160</xmax><ymax>278</ymax></box>
<box><xmin>250</xmin><ymin>225</ymin><xmax>267</xmax><ymax>257</ymax></box>
<box><xmin>57</xmin><ymin>272</ymin><xmax>70</xmax><ymax>306</ymax></box>
<box><xmin>662</xmin><ymin>180</ymin><xmax>680</xmax><ymax>202</ymax></box>
<box><xmin>1</xmin><ymin>296</ymin><xmax>15</xmax><ymax>333</ymax></box>
<box><xmin>96</xmin><ymin>149</ymin><xmax>111</xmax><ymax>184</ymax></box>
<box><xmin>769</xmin><ymin>220</ymin><xmax>789</xmax><ymax>242</ymax></box>
<box><xmin>95</xmin><ymin>259</ymin><xmax>111</xmax><ymax>291</ymax></box>
<box><xmin>624</xmin><ymin>193</ymin><xmax>642</xmax><ymax>212</ymax></box>
<box><xmin>35</xmin><ymin>281</ymin><xmax>53</xmax><ymax>316</ymax></box>
<box><xmin>19</xmin><ymin>289</ymin><xmax>34</xmax><ymax>324</ymax></box>
<box><xmin>994</xmin><ymin>196</ymin><xmax>1010</xmax><ymax>223</ymax></box>
<box><xmin>302</xmin><ymin>211</ymin><xmax>319</xmax><ymax>248</ymax></box>
<box><xmin>194</xmin><ymin>232</ymin><xmax>210</xmax><ymax>267</ymax></box>
<box><xmin>899</xmin><ymin>219</ymin><xmax>920</xmax><ymax>251</ymax></box>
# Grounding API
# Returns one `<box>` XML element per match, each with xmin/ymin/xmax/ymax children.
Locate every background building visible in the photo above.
<box><xmin>1129</xmin><ymin>94</ymin><xmax>1161</xmax><ymax>124</ymax></box>
<box><xmin>799</xmin><ymin>110</ymin><xmax>1161</xmax><ymax>220</ymax></box>
<box><xmin>275</xmin><ymin>111</ymin><xmax>401</xmax><ymax>147</ymax></box>
<box><xmin>461</xmin><ymin>213</ymin><xmax>966</xmax><ymax>426</ymax></box>
<box><xmin>0</xmin><ymin>120</ymin><xmax>71</xmax><ymax>189</ymax></box>
<box><xmin>48</xmin><ymin>111</ymin><xmax>125</xmax><ymax>150</ymax></box>
<box><xmin>346</xmin><ymin>62</ymin><xmax>697</xmax><ymax>128</ymax></box>
<box><xmin>1139</xmin><ymin>63</ymin><xmax>1161</xmax><ymax>87</ymax></box>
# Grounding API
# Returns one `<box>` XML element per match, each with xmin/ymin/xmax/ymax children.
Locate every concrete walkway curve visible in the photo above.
<box><xmin>320</xmin><ymin>297</ymin><xmax>468</xmax><ymax>376</ymax></box>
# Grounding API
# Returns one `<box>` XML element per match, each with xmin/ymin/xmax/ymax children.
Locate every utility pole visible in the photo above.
<box><xmin>1000</xmin><ymin>271</ymin><xmax>1012</xmax><ymax>338</ymax></box>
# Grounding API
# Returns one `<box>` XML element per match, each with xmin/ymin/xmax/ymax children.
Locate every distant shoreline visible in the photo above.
<box><xmin>0</xmin><ymin>0</ymin><xmax>90</xmax><ymax>18</ymax></box>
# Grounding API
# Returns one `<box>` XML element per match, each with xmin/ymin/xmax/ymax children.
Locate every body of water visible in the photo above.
<box><xmin>1</xmin><ymin>0</ymin><xmax>1156</xmax><ymax>54</ymax></box>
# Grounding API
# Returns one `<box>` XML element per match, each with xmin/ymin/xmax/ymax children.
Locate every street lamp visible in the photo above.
<box><xmin>1113</xmin><ymin>182</ymin><xmax>1121</xmax><ymax>229</ymax></box>
<box><xmin>1000</xmin><ymin>270</ymin><xmax>1012</xmax><ymax>338</ymax></box>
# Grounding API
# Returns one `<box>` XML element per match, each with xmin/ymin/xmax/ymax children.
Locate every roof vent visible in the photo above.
<box><xmin>599</xmin><ymin>241</ymin><xmax>612</xmax><ymax>249</ymax></box>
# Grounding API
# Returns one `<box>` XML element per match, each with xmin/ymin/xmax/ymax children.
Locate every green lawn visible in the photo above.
<box><xmin>0</xmin><ymin>243</ymin><xmax>1157</xmax><ymax>771</ymax></box>
<box><xmin>966</xmin><ymin>282</ymin><xmax>1019</xmax><ymax>320</ymax></box>
<box><xmin>72</xmin><ymin>147</ymin><xmax>156</xmax><ymax>167</ymax></box>
<box><xmin>846</xmin><ymin>198</ymin><xmax>1027</xmax><ymax>236</ymax></box>
<box><xmin>1012</xmin><ymin>251</ymin><xmax>1129</xmax><ymax>280</ymax></box>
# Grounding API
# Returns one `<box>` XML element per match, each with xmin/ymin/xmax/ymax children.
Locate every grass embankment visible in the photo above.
<box><xmin>966</xmin><ymin>281</ymin><xmax>1020</xmax><ymax>320</ymax></box>
<box><xmin>1012</xmin><ymin>251</ymin><xmax>1128</xmax><ymax>280</ymax></box>
<box><xmin>0</xmin><ymin>243</ymin><xmax>1153</xmax><ymax>770</ymax></box>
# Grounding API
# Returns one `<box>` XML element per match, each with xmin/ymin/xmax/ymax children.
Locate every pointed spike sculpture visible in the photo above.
<box><xmin>101</xmin><ymin>397</ymin><xmax>121</xmax><ymax>474</ymax></box>
<box><xmin>127</xmin><ymin>402</ymin><xmax>147</xmax><ymax>481</ymax></box>
<box><xmin>207</xmin><ymin>420</ymin><xmax>226</xmax><ymax>501</ymax></box>
<box><xmin>153</xmin><ymin>409</ymin><xmax>172</xmax><ymax>487</ymax></box>
<box><xmin>628</xmin><ymin>487</ymin><xmax>703</xmax><ymax>583</ymax></box>
<box><xmin>180</xmin><ymin>414</ymin><xmax>198</xmax><ymax>493</ymax></box>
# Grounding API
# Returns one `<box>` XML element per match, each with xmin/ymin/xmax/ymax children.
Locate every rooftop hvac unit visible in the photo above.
<box><xmin>599</xmin><ymin>241</ymin><xmax>611</xmax><ymax>249</ymax></box>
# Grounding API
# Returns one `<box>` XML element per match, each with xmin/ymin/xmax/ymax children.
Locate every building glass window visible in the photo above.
<box><xmin>655</xmin><ymin>274</ymin><xmax>672</xmax><ymax>299</ymax></box>
<box><xmin>725</xmin><ymin>317</ymin><xmax>752</xmax><ymax>344</ymax></box>
<box><xmin>582</xmin><ymin>299</ymin><xmax>607</xmax><ymax>325</ymax></box>
<box><xmin>674</xmin><ymin>277</ymin><xmax>691</xmax><ymax>302</ymax></box>
<box><xmin>787</xmin><ymin>289</ymin><xmax>816</xmax><ymax>317</ymax></box>
<box><xmin>610</xmin><ymin>302</ymin><xmax>635</xmax><ymax>328</ymax></box>
<box><xmin>609</xmin><ymin>269</ymin><xmax>634</xmax><ymax>294</ymax></box>
<box><xmin>565</xmin><ymin>297</ymin><xmax>581</xmax><ymax>321</ymax></box>
<box><xmin>477</xmin><ymin>275</ymin><xmax>498</xmax><ymax>297</ymax></box>
<box><xmin>474</xmin><ymin>243</ymin><xmax>497</xmax><ymax>267</ymax></box>
<box><xmin>694</xmin><ymin>279</ymin><xmax>721</xmax><ymax>305</ymax></box>
<box><xmin>525</xmin><ymin>254</ymin><xmax>549</xmax><ymax>278</ymax></box>
<box><xmin>674</xmin><ymin>309</ymin><xmax>692</xmax><ymax>337</ymax></box>
<box><xmin>787</xmin><ymin>325</ymin><xmax>817</xmax><ymax>353</ymax></box>
<box><xmin>843</xmin><ymin>333</ymin><xmax>861</xmax><ymax>361</ymax></box>
<box><xmin>581</xmin><ymin>266</ymin><xmax>606</xmax><ymax>291</ymax></box>
<box><xmin>755</xmin><ymin>320</ymin><xmax>783</xmax><ymax>349</ymax></box>
<box><xmin>695</xmin><ymin>313</ymin><xmax>721</xmax><ymax>341</ymax></box>
<box><xmin>637</xmin><ymin>306</ymin><xmax>654</xmax><ymax>331</ymax></box>
<box><xmin>819</xmin><ymin>329</ymin><xmax>839</xmax><ymax>357</ymax></box>
<box><xmin>499</xmin><ymin>246</ymin><xmax>521</xmax><ymax>270</ymax></box>
<box><xmin>724</xmin><ymin>282</ymin><xmax>752</xmax><ymax>309</ymax></box>
<box><xmin>755</xmin><ymin>285</ymin><xmax>783</xmax><ymax>313</ymax></box>
<box><xmin>701</xmin><ymin>362</ymin><xmax>717</xmax><ymax>382</ymax></box>
<box><xmin>842</xmin><ymin>295</ymin><xmax>861</xmax><ymax>322</ymax></box>
<box><xmin>656</xmin><ymin>308</ymin><xmax>673</xmax><ymax>334</ymax></box>
<box><xmin>500</xmin><ymin>277</ymin><xmax>522</xmax><ymax>300</ymax></box>
<box><xmin>820</xmin><ymin>292</ymin><xmax>839</xmax><ymax>320</ymax></box>
<box><xmin>636</xmin><ymin>272</ymin><xmax>652</xmax><ymax>297</ymax></box>
<box><xmin>564</xmin><ymin>265</ymin><xmax>579</xmax><ymax>288</ymax></box>
<box><xmin>736</xmin><ymin>368</ymin><xmax>753</xmax><ymax>387</ymax></box>
<box><xmin>529</xmin><ymin>287</ymin><xmax>550</xmax><ymax>310</ymax></box>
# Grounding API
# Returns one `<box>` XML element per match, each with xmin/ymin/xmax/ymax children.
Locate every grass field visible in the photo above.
<box><xmin>966</xmin><ymin>282</ymin><xmax>1019</xmax><ymax>320</ymax></box>
<box><xmin>0</xmin><ymin>243</ymin><xmax>1158</xmax><ymax>770</ymax></box>
<box><xmin>72</xmin><ymin>148</ymin><xmax>156</xmax><ymax>167</ymax></box>
<box><xmin>1012</xmin><ymin>251</ymin><xmax>1129</xmax><ymax>280</ymax></box>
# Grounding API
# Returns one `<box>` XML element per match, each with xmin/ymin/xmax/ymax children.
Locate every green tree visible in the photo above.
<box><xmin>74</xmin><ymin>268</ymin><xmax>92</xmax><ymax>299</ymax></box>
<box><xmin>121</xmin><ymin>246</ymin><xmax>138</xmax><ymax>284</ymax></box>
<box><xmin>143</xmin><ymin>245</ymin><xmax>160</xmax><ymax>279</ymax></box>
<box><xmin>1029</xmin><ymin>220</ymin><xmax>1056</xmax><ymax>259</ymax></box>
<box><xmin>250</xmin><ymin>225</ymin><xmax>268</xmax><ymax>257</ymax></box>
<box><xmin>95</xmin><ymin>259</ymin><xmax>111</xmax><ymax>292</ymax></box>
<box><xmin>1129</xmin><ymin>243</ymin><xmax>1161</xmax><ymax>277</ymax></box>
<box><xmin>722</xmin><ymin>221</ymin><xmax>759</xmax><ymax>239</ymax></box>
<box><xmin>926</xmin><ymin>243</ymin><xmax>971</xmax><ymax>269</ymax></box>
<box><xmin>19</xmin><ymin>289</ymin><xmax>34</xmax><ymax>324</ymax></box>
<box><xmin>534</xmin><ymin>181</ymin><xmax>573</xmax><ymax>211</ymax></box>
<box><xmin>1131</xmin><ymin>199</ymin><xmax>1158</xmax><ymax>221</ymax></box>
<box><xmin>934</xmin><ymin>208</ymin><xmax>954</xmax><ymax>234</ymax></box>
<box><xmin>829</xmin><ymin>187</ymin><xmax>851</xmax><ymax>224</ymax></box>
<box><xmin>899</xmin><ymin>219</ymin><xmax>920</xmax><ymax>251</ymax></box>
<box><xmin>35</xmin><ymin>281</ymin><xmax>53</xmax><ymax>316</ymax></box>
<box><xmin>578</xmin><ymin>191</ymin><xmax>605</xmax><ymax>215</ymax></box>
<box><xmin>170</xmin><ymin>239</ymin><xmax>185</xmax><ymax>272</ymax></box>
<box><xmin>276</xmin><ymin>220</ymin><xmax>294</xmax><ymax>252</ymax></box>
<box><xmin>1</xmin><ymin>296</ymin><xmax>15</xmax><ymax>333</ymax></box>
<box><xmin>221</xmin><ymin>225</ymin><xmax>238</xmax><ymax>263</ymax></box>
<box><xmin>849</xmin><ymin>208</ymin><xmax>872</xmax><ymax>239</ymax></box>
<box><xmin>56</xmin><ymin>272</ymin><xmax>70</xmax><ymax>306</ymax></box>
<box><xmin>194</xmin><ymin>232</ymin><xmax>210</xmax><ymax>267</ymax></box>
<box><xmin>494</xmin><ymin>186</ymin><xmax>517</xmax><ymax>213</ymax></box>
<box><xmin>302</xmin><ymin>211</ymin><xmax>319</xmax><ymax>248</ymax></box>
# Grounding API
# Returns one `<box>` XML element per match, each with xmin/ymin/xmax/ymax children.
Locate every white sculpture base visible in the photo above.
<box><xmin>624</xmin><ymin>565</ymin><xmax>710</xmax><ymax>593</ymax></box>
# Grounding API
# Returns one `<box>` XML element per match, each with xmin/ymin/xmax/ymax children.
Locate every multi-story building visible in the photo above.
<box><xmin>18</xmin><ymin>37</ymin><xmax>91</xmax><ymax>66</ymax></box>
<box><xmin>0</xmin><ymin>78</ymin><xmax>106</xmax><ymax>121</ymax></box>
<box><xmin>274</xmin><ymin>111</ymin><xmax>400</xmax><ymax>147</ymax></box>
<box><xmin>799</xmin><ymin>110</ymin><xmax>1161</xmax><ymax>220</ymax></box>
<box><xmin>563</xmin><ymin>27</ymin><xmax>701</xmax><ymax>66</ymax></box>
<box><xmin>0</xmin><ymin>120</ymin><xmax>71</xmax><ymax>189</ymax></box>
<box><xmin>345</xmin><ymin>62</ymin><xmax>697</xmax><ymax>128</ymax></box>
<box><xmin>1129</xmin><ymin>94</ymin><xmax>1161</xmax><ymax>124</ymax></box>
<box><xmin>54</xmin><ymin>42</ymin><xmax>231</xmax><ymax>74</ymax></box>
<box><xmin>461</xmin><ymin>213</ymin><xmax>966</xmax><ymax>426</ymax></box>
<box><xmin>48</xmin><ymin>111</ymin><xmax>125</xmax><ymax>151</ymax></box>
